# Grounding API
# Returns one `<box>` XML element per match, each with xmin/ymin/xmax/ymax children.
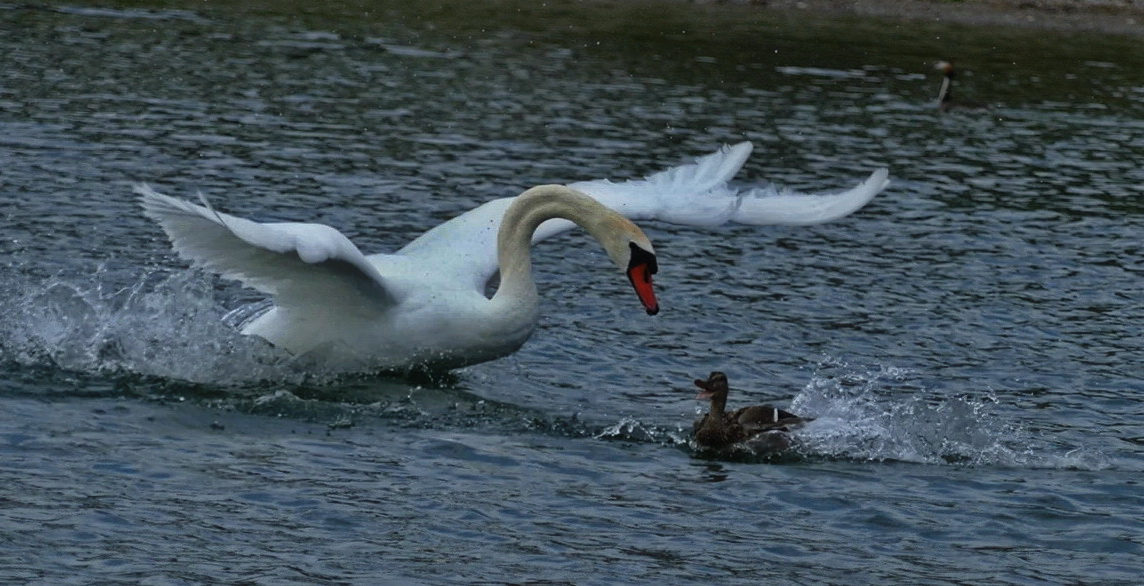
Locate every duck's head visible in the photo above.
<box><xmin>694</xmin><ymin>371</ymin><xmax>729</xmax><ymax>401</ymax></box>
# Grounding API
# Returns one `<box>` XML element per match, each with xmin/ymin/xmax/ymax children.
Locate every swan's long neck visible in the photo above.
<box><xmin>492</xmin><ymin>185</ymin><xmax>619</xmax><ymax>311</ymax></box>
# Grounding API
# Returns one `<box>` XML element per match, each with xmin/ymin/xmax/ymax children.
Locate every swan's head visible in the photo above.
<box><xmin>622</xmin><ymin>236</ymin><xmax>659</xmax><ymax>316</ymax></box>
<box><xmin>694</xmin><ymin>371</ymin><xmax>729</xmax><ymax>401</ymax></box>
<box><xmin>935</xmin><ymin>60</ymin><xmax>955</xmax><ymax>78</ymax></box>
<box><xmin>506</xmin><ymin>184</ymin><xmax>660</xmax><ymax>316</ymax></box>
<box><xmin>574</xmin><ymin>194</ymin><xmax>659</xmax><ymax>316</ymax></box>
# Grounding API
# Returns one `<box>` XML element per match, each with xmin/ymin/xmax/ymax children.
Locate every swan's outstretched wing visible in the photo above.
<box><xmin>137</xmin><ymin>184</ymin><xmax>398</xmax><ymax>313</ymax></box>
<box><xmin>561</xmin><ymin>141</ymin><xmax>757</xmax><ymax>226</ymax></box>
<box><xmin>727</xmin><ymin>167</ymin><xmax>889</xmax><ymax>226</ymax></box>
<box><xmin>397</xmin><ymin>142</ymin><xmax>889</xmax><ymax>293</ymax></box>
<box><xmin>567</xmin><ymin>142</ymin><xmax>889</xmax><ymax>228</ymax></box>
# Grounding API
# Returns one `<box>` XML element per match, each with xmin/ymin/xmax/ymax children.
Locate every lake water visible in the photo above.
<box><xmin>2</xmin><ymin>1</ymin><xmax>1143</xmax><ymax>583</ymax></box>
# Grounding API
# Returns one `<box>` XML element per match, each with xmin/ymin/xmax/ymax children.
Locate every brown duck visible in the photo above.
<box><xmin>692</xmin><ymin>371</ymin><xmax>811</xmax><ymax>451</ymax></box>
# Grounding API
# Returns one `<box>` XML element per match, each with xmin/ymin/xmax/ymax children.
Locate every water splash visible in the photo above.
<box><xmin>789</xmin><ymin>359</ymin><xmax>1110</xmax><ymax>470</ymax></box>
<box><xmin>0</xmin><ymin>267</ymin><xmax>298</xmax><ymax>385</ymax></box>
<box><xmin>596</xmin><ymin>416</ymin><xmax>688</xmax><ymax>446</ymax></box>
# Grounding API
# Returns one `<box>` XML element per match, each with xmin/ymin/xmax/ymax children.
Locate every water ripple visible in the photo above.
<box><xmin>3</xmin><ymin>2</ymin><xmax>1144</xmax><ymax>583</ymax></box>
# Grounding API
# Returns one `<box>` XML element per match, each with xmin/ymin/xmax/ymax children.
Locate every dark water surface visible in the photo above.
<box><xmin>2</xmin><ymin>1</ymin><xmax>1143</xmax><ymax>583</ymax></box>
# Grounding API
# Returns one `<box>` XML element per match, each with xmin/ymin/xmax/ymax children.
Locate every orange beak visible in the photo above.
<box><xmin>627</xmin><ymin>262</ymin><xmax>659</xmax><ymax>315</ymax></box>
<box><xmin>625</xmin><ymin>243</ymin><xmax>659</xmax><ymax>316</ymax></box>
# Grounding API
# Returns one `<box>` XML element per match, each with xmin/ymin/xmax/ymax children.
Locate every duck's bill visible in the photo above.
<box><xmin>693</xmin><ymin>379</ymin><xmax>715</xmax><ymax>399</ymax></box>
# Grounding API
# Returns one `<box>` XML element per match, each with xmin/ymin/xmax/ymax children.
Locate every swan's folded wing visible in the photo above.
<box><xmin>136</xmin><ymin>184</ymin><xmax>398</xmax><ymax>313</ymax></box>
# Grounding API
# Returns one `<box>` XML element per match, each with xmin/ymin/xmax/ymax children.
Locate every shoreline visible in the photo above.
<box><xmin>733</xmin><ymin>0</ymin><xmax>1143</xmax><ymax>36</ymax></box>
<box><xmin>29</xmin><ymin>1</ymin><xmax>1144</xmax><ymax>36</ymax></box>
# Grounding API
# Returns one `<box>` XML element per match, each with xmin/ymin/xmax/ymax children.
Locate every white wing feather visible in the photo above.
<box><xmin>731</xmin><ymin>167</ymin><xmax>890</xmax><ymax>226</ymax></box>
<box><xmin>570</xmin><ymin>142</ymin><xmax>889</xmax><ymax>227</ymax></box>
<box><xmin>565</xmin><ymin>142</ymin><xmax>756</xmax><ymax>225</ymax></box>
<box><xmin>136</xmin><ymin>184</ymin><xmax>398</xmax><ymax>313</ymax></box>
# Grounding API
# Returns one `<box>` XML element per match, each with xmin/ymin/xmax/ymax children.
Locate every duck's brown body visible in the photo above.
<box><xmin>692</xmin><ymin>372</ymin><xmax>811</xmax><ymax>451</ymax></box>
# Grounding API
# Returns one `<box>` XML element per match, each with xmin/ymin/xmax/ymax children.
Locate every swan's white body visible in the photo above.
<box><xmin>138</xmin><ymin>142</ymin><xmax>889</xmax><ymax>372</ymax></box>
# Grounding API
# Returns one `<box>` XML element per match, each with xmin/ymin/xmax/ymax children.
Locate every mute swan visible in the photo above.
<box><xmin>139</xmin><ymin>184</ymin><xmax>658</xmax><ymax>371</ymax></box>
<box><xmin>138</xmin><ymin>142</ymin><xmax>889</xmax><ymax>372</ymax></box>
<box><xmin>692</xmin><ymin>371</ymin><xmax>811</xmax><ymax>451</ymax></box>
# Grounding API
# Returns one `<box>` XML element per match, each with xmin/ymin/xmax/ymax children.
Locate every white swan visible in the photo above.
<box><xmin>137</xmin><ymin>142</ymin><xmax>889</xmax><ymax>372</ymax></box>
